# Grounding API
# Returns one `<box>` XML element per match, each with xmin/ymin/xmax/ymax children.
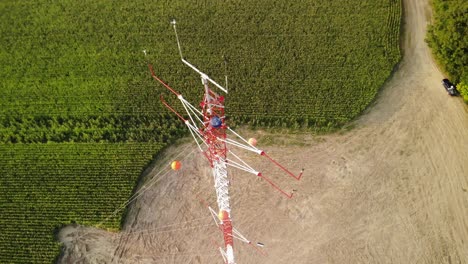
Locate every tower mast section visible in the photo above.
<box><xmin>149</xmin><ymin>19</ymin><xmax>304</xmax><ymax>264</ymax></box>
<box><xmin>172</xmin><ymin>19</ymin><xmax>235</xmax><ymax>263</ymax></box>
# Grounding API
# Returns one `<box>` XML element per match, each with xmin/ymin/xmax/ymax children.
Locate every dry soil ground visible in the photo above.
<box><xmin>57</xmin><ymin>0</ymin><xmax>468</xmax><ymax>263</ymax></box>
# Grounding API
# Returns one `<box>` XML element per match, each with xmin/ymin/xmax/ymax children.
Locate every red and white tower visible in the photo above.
<box><xmin>149</xmin><ymin>20</ymin><xmax>303</xmax><ymax>264</ymax></box>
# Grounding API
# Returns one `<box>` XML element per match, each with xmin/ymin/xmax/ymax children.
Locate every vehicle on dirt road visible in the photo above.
<box><xmin>442</xmin><ymin>79</ymin><xmax>458</xmax><ymax>96</ymax></box>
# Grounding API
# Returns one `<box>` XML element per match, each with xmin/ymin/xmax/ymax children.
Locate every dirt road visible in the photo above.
<box><xmin>58</xmin><ymin>0</ymin><xmax>468</xmax><ymax>263</ymax></box>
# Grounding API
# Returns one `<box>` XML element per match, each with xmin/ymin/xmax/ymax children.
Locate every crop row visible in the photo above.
<box><xmin>0</xmin><ymin>113</ymin><xmax>185</xmax><ymax>143</ymax></box>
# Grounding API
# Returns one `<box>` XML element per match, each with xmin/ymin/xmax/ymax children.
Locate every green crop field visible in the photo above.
<box><xmin>0</xmin><ymin>143</ymin><xmax>162</xmax><ymax>263</ymax></box>
<box><xmin>0</xmin><ymin>0</ymin><xmax>401</xmax><ymax>263</ymax></box>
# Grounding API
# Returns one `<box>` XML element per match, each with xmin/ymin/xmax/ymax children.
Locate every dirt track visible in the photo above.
<box><xmin>58</xmin><ymin>0</ymin><xmax>468</xmax><ymax>263</ymax></box>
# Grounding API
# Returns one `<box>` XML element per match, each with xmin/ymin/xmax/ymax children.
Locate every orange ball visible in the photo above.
<box><xmin>248</xmin><ymin>138</ymin><xmax>257</xmax><ymax>146</ymax></box>
<box><xmin>171</xmin><ymin>161</ymin><xmax>181</xmax><ymax>171</ymax></box>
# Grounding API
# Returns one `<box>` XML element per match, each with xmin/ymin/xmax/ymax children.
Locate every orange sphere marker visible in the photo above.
<box><xmin>171</xmin><ymin>160</ymin><xmax>181</xmax><ymax>170</ymax></box>
<box><xmin>248</xmin><ymin>138</ymin><xmax>257</xmax><ymax>146</ymax></box>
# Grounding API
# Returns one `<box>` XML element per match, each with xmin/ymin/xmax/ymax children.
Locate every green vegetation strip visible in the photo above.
<box><xmin>0</xmin><ymin>143</ymin><xmax>162</xmax><ymax>263</ymax></box>
<box><xmin>426</xmin><ymin>0</ymin><xmax>468</xmax><ymax>102</ymax></box>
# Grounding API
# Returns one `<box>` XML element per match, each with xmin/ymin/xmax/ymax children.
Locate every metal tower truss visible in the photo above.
<box><xmin>150</xmin><ymin>66</ymin><xmax>303</xmax><ymax>198</ymax></box>
<box><xmin>148</xmin><ymin>19</ymin><xmax>303</xmax><ymax>264</ymax></box>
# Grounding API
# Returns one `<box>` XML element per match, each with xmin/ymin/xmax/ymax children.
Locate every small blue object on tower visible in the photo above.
<box><xmin>210</xmin><ymin>116</ymin><xmax>222</xmax><ymax>128</ymax></box>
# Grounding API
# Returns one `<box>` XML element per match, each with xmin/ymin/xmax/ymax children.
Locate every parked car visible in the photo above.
<box><xmin>442</xmin><ymin>79</ymin><xmax>458</xmax><ymax>96</ymax></box>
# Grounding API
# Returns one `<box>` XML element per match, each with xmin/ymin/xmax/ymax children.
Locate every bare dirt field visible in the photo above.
<box><xmin>57</xmin><ymin>0</ymin><xmax>468</xmax><ymax>263</ymax></box>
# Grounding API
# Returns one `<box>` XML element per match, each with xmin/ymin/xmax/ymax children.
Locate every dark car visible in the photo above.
<box><xmin>442</xmin><ymin>79</ymin><xmax>458</xmax><ymax>96</ymax></box>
